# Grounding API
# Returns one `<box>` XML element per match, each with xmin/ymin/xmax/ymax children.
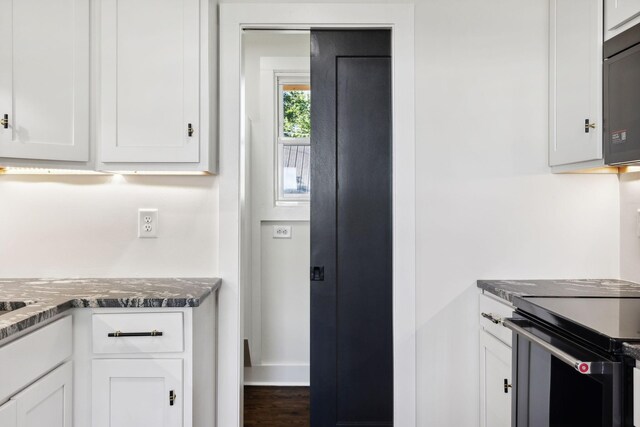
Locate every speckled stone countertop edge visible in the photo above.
<box><xmin>477</xmin><ymin>280</ymin><xmax>520</xmax><ymax>303</ymax></box>
<box><xmin>478</xmin><ymin>279</ymin><xmax>640</xmax><ymax>303</ymax></box>
<box><xmin>623</xmin><ymin>343</ymin><xmax>640</xmax><ymax>361</ymax></box>
<box><xmin>0</xmin><ymin>277</ymin><xmax>221</xmax><ymax>345</ymax></box>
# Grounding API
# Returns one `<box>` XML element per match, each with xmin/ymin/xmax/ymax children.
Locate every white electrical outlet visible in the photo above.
<box><xmin>273</xmin><ymin>225</ymin><xmax>292</xmax><ymax>239</ymax></box>
<box><xmin>138</xmin><ymin>209</ymin><xmax>158</xmax><ymax>238</ymax></box>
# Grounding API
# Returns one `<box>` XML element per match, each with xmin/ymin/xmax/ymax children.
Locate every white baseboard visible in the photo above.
<box><xmin>244</xmin><ymin>365</ymin><xmax>310</xmax><ymax>386</ymax></box>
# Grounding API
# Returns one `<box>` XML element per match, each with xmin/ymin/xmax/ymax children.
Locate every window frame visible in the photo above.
<box><xmin>275</xmin><ymin>72</ymin><xmax>311</xmax><ymax>205</ymax></box>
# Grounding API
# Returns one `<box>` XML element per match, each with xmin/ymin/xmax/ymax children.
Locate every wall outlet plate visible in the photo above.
<box><xmin>273</xmin><ymin>225</ymin><xmax>292</xmax><ymax>239</ymax></box>
<box><xmin>138</xmin><ymin>209</ymin><xmax>158</xmax><ymax>238</ymax></box>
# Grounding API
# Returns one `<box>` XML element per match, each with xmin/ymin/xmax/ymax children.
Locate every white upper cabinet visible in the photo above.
<box><xmin>0</xmin><ymin>0</ymin><xmax>215</xmax><ymax>172</ymax></box>
<box><xmin>549</xmin><ymin>0</ymin><xmax>604</xmax><ymax>171</ymax></box>
<box><xmin>0</xmin><ymin>0</ymin><xmax>90</xmax><ymax>162</ymax></box>
<box><xmin>99</xmin><ymin>0</ymin><xmax>201</xmax><ymax>165</ymax></box>
<box><xmin>606</xmin><ymin>0</ymin><xmax>640</xmax><ymax>35</ymax></box>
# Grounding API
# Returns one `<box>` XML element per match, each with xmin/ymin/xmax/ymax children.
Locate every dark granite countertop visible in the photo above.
<box><xmin>0</xmin><ymin>278</ymin><xmax>221</xmax><ymax>344</ymax></box>
<box><xmin>478</xmin><ymin>279</ymin><xmax>640</xmax><ymax>362</ymax></box>
<box><xmin>623</xmin><ymin>343</ymin><xmax>640</xmax><ymax>361</ymax></box>
<box><xmin>478</xmin><ymin>279</ymin><xmax>640</xmax><ymax>303</ymax></box>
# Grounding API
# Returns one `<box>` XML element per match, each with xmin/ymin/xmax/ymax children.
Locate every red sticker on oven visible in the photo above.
<box><xmin>578</xmin><ymin>362</ymin><xmax>591</xmax><ymax>374</ymax></box>
<box><xmin>611</xmin><ymin>129</ymin><xmax>628</xmax><ymax>144</ymax></box>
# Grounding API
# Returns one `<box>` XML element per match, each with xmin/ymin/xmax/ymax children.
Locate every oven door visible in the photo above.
<box><xmin>505</xmin><ymin>317</ymin><xmax>623</xmax><ymax>427</ymax></box>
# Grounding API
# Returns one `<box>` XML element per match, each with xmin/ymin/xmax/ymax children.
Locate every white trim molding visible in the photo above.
<box><xmin>218</xmin><ymin>4</ymin><xmax>416</xmax><ymax>426</ymax></box>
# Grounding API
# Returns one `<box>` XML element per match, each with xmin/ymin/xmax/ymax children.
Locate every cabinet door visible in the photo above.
<box><xmin>479</xmin><ymin>330</ymin><xmax>511</xmax><ymax>427</ymax></box>
<box><xmin>92</xmin><ymin>359</ymin><xmax>183</xmax><ymax>427</ymax></box>
<box><xmin>0</xmin><ymin>0</ymin><xmax>89</xmax><ymax>162</ymax></box>
<box><xmin>549</xmin><ymin>0</ymin><xmax>602</xmax><ymax>167</ymax></box>
<box><xmin>12</xmin><ymin>361</ymin><xmax>72</xmax><ymax>427</ymax></box>
<box><xmin>0</xmin><ymin>400</ymin><xmax>17</xmax><ymax>427</ymax></box>
<box><xmin>100</xmin><ymin>0</ymin><xmax>200</xmax><ymax>163</ymax></box>
<box><xmin>606</xmin><ymin>0</ymin><xmax>640</xmax><ymax>30</ymax></box>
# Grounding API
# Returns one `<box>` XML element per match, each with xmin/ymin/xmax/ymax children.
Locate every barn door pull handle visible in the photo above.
<box><xmin>310</xmin><ymin>266</ymin><xmax>324</xmax><ymax>281</ymax></box>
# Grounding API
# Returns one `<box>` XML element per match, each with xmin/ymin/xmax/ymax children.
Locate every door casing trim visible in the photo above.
<box><xmin>218</xmin><ymin>4</ymin><xmax>416</xmax><ymax>426</ymax></box>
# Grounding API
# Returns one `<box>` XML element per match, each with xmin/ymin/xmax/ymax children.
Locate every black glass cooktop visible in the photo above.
<box><xmin>513</xmin><ymin>296</ymin><xmax>640</xmax><ymax>352</ymax></box>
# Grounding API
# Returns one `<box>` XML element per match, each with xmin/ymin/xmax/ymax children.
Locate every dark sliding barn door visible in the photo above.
<box><xmin>310</xmin><ymin>30</ymin><xmax>393</xmax><ymax>427</ymax></box>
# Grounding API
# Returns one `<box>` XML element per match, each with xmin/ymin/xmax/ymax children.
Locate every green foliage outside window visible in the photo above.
<box><xmin>283</xmin><ymin>90</ymin><xmax>311</xmax><ymax>138</ymax></box>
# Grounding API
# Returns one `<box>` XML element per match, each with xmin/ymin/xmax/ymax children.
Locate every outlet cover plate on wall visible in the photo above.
<box><xmin>273</xmin><ymin>225</ymin><xmax>292</xmax><ymax>239</ymax></box>
<box><xmin>138</xmin><ymin>209</ymin><xmax>158</xmax><ymax>238</ymax></box>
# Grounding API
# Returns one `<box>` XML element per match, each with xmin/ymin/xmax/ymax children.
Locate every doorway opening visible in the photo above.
<box><xmin>241</xmin><ymin>30</ymin><xmax>312</xmax><ymax>426</ymax></box>
<box><xmin>218</xmin><ymin>5</ymin><xmax>416</xmax><ymax>426</ymax></box>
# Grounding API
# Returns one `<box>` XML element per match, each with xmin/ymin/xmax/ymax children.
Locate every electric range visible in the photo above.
<box><xmin>506</xmin><ymin>296</ymin><xmax>640</xmax><ymax>427</ymax></box>
<box><xmin>514</xmin><ymin>296</ymin><xmax>640</xmax><ymax>353</ymax></box>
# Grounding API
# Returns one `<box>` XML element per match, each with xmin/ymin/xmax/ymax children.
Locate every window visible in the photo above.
<box><xmin>276</xmin><ymin>74</ymin><xmax>310</xmax><ymax>203</ymax></box>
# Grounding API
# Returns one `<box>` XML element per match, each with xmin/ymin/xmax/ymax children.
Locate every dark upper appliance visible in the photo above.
<box><xmin>505</xmin><ymin>296</ymin><xmax>640</xmax><ymax>427</ymax></box>
<box><xmin>604</xmin><ymin>23</ymin><xmax>640</xmax><ymax>164</ymax></box>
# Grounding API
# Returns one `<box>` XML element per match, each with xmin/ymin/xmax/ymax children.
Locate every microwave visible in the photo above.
<box><xmin>604</xmin><ymin>22</ymin><xmax>640</xmax><ymax>165</ymax></box>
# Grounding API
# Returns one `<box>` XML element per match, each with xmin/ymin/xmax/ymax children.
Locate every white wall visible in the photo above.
<box><xmin>414</xmin><ymin>0</ymin><xmax>619</xmax><ymax>425</ymax></box>
<box><xmin>619</xmin><ymin>173</ymin><xmax>640</xmax><ymax>281</ymax></box>
<box><xmin>259</xmin><ymin>220</ymin><xmax>310</xmax><ymax>365</ymax></box>
<box><xmin>0</xmin><ymin>174</ymin><xmax>218</xmax><ymax>277</ymax></box>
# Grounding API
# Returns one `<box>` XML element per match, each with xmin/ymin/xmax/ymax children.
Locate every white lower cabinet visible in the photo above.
<box><xmin>92</xmin><ymin>359</ymin><xmax>183</xmax><ymax>427</ymax></box>
<box><xmin>13</xmin><ymin>361</ymin><xmax>72</xmax><ymax>427</ymax></box>
<box><xmin>479</xmin><ymin>330</ymin><xmax>512</xmax><ymax>427</ymax></box>
<box><xmin>74</xmin><ymin>299</ymin><xmax>218</xmax><ymax>427</ymax></box>
<box><xmin>634</xmin><ymin>367</ymin><xmax>640</xmax><ymax>426</ymax></box>
<box><xmin>0</xmin><ymin>318</ymin><xmax>73</xmax><ymax>427</ymax></box>
<box><xmin>479</xmin><ymin>292</ymin><xmax>513</xmax><ymax>427</ymax></box>
<box><xmin>0</xmin><ymin>400</ymin><xmax>16</xmax><ymax>427</ymax></box>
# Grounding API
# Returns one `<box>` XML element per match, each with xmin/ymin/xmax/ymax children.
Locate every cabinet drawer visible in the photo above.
<box><xmin>92</xmin><ymin>312</ymin><xmax>184</xmax><ymax>354</ymax></box>
<box><xmin>479</xmin><ymin>293</ymin><xmax>514</xmax><ymax>347</ymax></box>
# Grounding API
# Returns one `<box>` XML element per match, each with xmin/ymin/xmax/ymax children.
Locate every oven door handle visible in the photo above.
<box><xmin>503</xmin><ymin>318</ymin><xmax>613</xmax><ymax>375</ymax></box>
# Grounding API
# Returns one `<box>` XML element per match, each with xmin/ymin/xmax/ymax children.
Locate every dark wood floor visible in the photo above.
<box><xmin>244</xmin><ymin>386</ymin><xmax>310</xmax><ymax>426</ymax></box>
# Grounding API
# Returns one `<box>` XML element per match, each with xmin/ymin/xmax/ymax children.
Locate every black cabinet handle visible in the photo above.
<box><xmin>107</xmin><ymin>330</ymin><xmax>163</xmax><ymax>337</ymax></box>
<box><xmin>504</xmin><ymin>378</ymin><xmax>512</xmax><ymax>393</ymax></box>
<box><xmin>169</xmin><ymin>390</ymin><xmax>177</xmax><ymax>406</ymax></box>
<box><xmin>585</xmin><ymin>118</ymin><xmax>596</xmax><ymax>133</ymax></box>
<box><xmin>1</xmin><ymin>114</ymin><xmax>8</xmax><ymax>129</ymax></box>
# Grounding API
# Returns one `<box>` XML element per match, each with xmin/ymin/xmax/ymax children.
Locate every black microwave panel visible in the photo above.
<box><xmin>605</xmin><ymin>35</ymin><xmax>640</xmax><ymax>164</ymax></box>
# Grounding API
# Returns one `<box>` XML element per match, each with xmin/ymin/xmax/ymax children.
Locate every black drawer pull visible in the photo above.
<box><xmin>107</xmin><ymin>330</ymin><xmax>163</xmax><ymax>337</ymax></box>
